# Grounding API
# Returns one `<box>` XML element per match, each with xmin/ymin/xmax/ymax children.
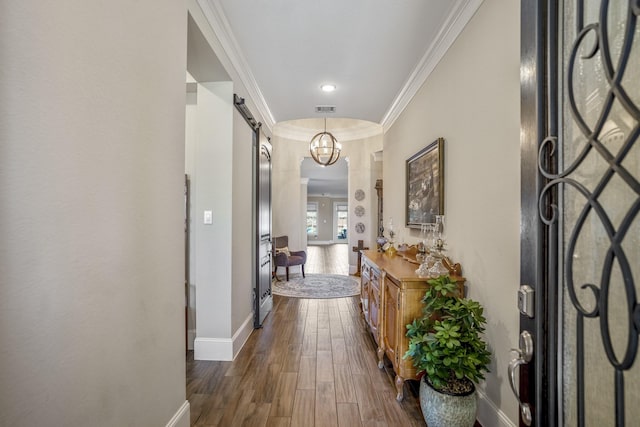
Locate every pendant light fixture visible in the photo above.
<box><xmin>309</xmin><ymin>117</ymin><xmax>342</xmax><ymax>166</ymax></box>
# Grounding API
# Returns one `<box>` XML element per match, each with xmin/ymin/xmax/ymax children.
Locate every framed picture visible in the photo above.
<box><xmin>406</xmin><ymin>138</ymin><xmax>444</xmax><ymax>228</ymax></box>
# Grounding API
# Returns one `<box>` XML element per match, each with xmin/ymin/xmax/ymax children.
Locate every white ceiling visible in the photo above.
<box><xmin>201</xmin><ymin>0</ymin><xmax>483</xmax><ymax>130</ymax></box>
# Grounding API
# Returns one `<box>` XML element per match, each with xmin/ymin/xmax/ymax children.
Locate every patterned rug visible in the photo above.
<box><xmin>272</xmin><ymin>274</ymin><xmax>360</xmax><ymax>299</ymax></box>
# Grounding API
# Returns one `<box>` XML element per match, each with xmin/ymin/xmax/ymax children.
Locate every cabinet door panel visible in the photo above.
<box><xmin>383</xmin><ymin>277</ymin><xmax>400</xmax><ymax>366</ymax></box>
<box><xmin>360</xmin><ymin>264</ymin><xmax>370</xmax><ymax>322</ymax></box>
<box><xmin>369</xmin><ymin>285</ymin><xmax>380</xmax><ymax>339</ymax></box>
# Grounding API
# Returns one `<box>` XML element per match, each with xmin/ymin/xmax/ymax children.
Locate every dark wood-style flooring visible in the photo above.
<box><xmin>186</xmin><ymin>244</ymin><xmax>426</xmax><ymax>426</ymax></box>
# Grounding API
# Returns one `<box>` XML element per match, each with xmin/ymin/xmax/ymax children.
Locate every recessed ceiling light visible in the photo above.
<box><xmin>321</xmin><ymin>84</ymin><xmax>336</xmax><ymax>92</ymax></box>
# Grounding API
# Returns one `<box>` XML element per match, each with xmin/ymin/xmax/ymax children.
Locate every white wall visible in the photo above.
<box><xmin>384</xmin><ymin>0</ymin><xmax>521</xmax><ymax>425</ymax></box>
<box><xmin>231</xmin><ymin>109</ymin><xmax>255</xmax><ymax>335</ymax></box>
<box><xmin>272</xmin><ymin>137</ymin><xmax>305</xmax><ymax>250</ymax></box>
<box><xmin>272</xmin><ymin>132</ymin><xmax>383</xmax><ymax>271</ymax></box>
<box><xmin>186</xmin><ymin>2</ymin><xmax>259</xmax><ymax>361</ymax></box>
<box><xmin>191</xmin><ymin>82</ymin><xmax>236</xmax><ymax>360</ymax></box>
<box><xmin>0</xmin><ymin>1</ymin><xmax>189</xmax><ymax>426</ymax></box>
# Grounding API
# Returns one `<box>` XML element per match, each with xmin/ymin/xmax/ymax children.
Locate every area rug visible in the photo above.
<box><xmin>272</xmin><ymin>274</ymin><xmax>360</xmax><ymax>299</ymax></box>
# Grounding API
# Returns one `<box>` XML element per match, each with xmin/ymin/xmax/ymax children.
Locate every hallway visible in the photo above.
<box><xmin>186</xmin><ymin>243</ymin><xmax>427</xmax><ymax>426</ymax></box>
<box><xmin>305</xmin><ymin>244</ymin><xmax>350</xmax><ymax>276</ymax></box>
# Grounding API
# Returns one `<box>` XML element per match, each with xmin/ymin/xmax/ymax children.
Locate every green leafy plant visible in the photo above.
<box><xmin>404</xmin><ymin>275</ymin><xmax>491</xmax><ymax>395</ymax></box>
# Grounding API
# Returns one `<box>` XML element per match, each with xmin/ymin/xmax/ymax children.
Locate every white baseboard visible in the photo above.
<box><xmin>194</xmin><ymin>337</ymin><xmax>233</xmax><ymax>361</ymax></box>
<box><xmin>194</xmin><ymin>315</ymin><xmax>255</xmax><ymax>361</ymax></box>
<box><xmin>232</xmin><ymin>314</ymin><xmax>254</xmax><ymax>359</ymax></box>
<box><xmin>166</xmin><ymin>400</ymin><xmax>190</xmax><ymax>427</ymax></box>
<box><xmin>349</xmin><ymin>264</ymin><xmax>357</xmax><ymax>275</ymax></box>
<box><xmin>307</xmin><ymin>240</ymin><xmax>334</xmax><ymax>245</ymax></box>
<box><xmin>476</xmin><ymin>388</ymin><xmax>517</xmax><ymax>427</ymax></box>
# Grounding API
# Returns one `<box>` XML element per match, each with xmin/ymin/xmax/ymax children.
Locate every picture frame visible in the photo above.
<box><xmin>406</xmin><ymin>138</ymin><xmax>444</xmax><ymax>228</ymax></box>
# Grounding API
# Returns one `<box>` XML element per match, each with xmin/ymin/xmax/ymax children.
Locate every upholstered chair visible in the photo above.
<box><xmin>272</xmin><ymin>235</ymin><xmax>306</xmax><ymax>281</ymax></box>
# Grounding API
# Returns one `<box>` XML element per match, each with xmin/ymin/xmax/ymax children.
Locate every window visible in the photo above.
<box><xmin>306</xmin><ymin>202</ymin><xmax>318</xmax><ymax>236</ymax></box>
<box><xmin>336</xmin><ymin>203</ymin><xmax>348</xmax><ymax>240</ymax></box>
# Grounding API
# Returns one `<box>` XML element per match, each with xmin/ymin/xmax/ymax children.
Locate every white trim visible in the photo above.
<box><xmin>194</xmin><ymin>315</ymin><xmax>255</xmax><ymax>361</ymax></box>
<box><xmin>476</xmin><ymin>388</ymin><xmax>517</xmax><ymax>427</ymax></box>
<box><xmin>165</xmin><ymin>401</ymin><xmax>190</xmax><ymax>427</ymax></box>
<box><xmin>197</xmin><ymin>0</ymin><xmax>276</xmax><ymax>130</ymax></box>
<box><xmin>232</xmin><ymin>314</ymin><xmax>254</xmax><ymax>359</ymax></box>
<box><xmin>194</xmin><ymin>337</ymin><xmax>233</xmax><ymax>361</ymax></box>
<box><xmin>381</xmin><ymin>0</ymin><xmax>484</xmax><ymax>132</ymax></box>
<box><xmin>274</xmin><ymin>120</ymin><xmax>383</xmax><ymax>142</ymax></box>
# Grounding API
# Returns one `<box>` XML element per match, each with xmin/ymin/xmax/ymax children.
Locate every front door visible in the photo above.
<box><xmin>518</xmin><ymin>1</ymin><xmax>640</xmax><ymax>426</ymax></box>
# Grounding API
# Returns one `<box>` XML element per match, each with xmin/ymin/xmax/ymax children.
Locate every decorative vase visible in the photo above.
<box><xmin>419</xmin><ymin>377</ymin><xmax>477</xmax><ymax>427</ymax></box>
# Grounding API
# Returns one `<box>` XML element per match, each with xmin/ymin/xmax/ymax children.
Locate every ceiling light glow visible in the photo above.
<box><xmin>321</xmin><ymin>84</ymin><xmax>336</xmax><ymax>92</ymax></box>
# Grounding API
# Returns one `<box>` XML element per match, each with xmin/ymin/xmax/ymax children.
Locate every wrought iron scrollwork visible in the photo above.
<box><xmin>538</xmin><ymin>0</ymin><xmax>639</xmax><ymax>424</ymax></box>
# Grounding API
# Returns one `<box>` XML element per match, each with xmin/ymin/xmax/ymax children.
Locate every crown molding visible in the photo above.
<box><xmin>273</xmin><ymin>121</ymin><xmax>383</xmax><ymax>142</ymax></box>
<box><xmin>380</xmin><ymin>0</ymin><xmax>484</xmax><ymax>133</ymax></box>
<box><xmin>197</xmin><ymin>0</ymin><xmax>276</xmax><ymax>131</ymax></box>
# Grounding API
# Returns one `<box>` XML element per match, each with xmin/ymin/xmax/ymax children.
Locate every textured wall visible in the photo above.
<box><xmin>0</xmin><ymin>1</ymin><xmax>188</xmax><ymax>425</ymax></box>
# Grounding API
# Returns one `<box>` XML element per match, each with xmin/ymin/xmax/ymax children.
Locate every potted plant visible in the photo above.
<box><xmin>404</xmin><ymin>274</ymin><xmax>491</xmax><ymax>427</ymax></box>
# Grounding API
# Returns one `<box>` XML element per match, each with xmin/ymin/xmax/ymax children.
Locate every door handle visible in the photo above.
<box><xmin>508</xmin><ymin>330</ymin><xmax>533</xmax><ymax>426</ymax></box>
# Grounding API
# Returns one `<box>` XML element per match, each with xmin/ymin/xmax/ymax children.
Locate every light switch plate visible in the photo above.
<box><xmin>204</xmin><ymin>210</ymin><xmax>213</xmax><ymax>225</ymax></box>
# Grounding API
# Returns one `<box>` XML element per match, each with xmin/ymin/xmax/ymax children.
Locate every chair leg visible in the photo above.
<box><xmin>302</xmin><ymin>264</ymin><xmax>305</xmax><ymax>278</ymax></box>
<box><xmin>286</xmin><ymin>267</ymin><xmax>290</xmax><ymax>282</ymax></box>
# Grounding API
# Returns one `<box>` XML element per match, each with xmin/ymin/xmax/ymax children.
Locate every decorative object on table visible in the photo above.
<box><xmin>355</xmin><ymin>222</ymin><xmax>365</xmax><ymax>234</ymax></box>
<box><xmin>375</xmin><ymin>179</ymin><xmax>384</xmax><ymax>251</ymax></box>
<box><xmin>309</xmin><ymin>117</ymin><xmax>342</xmax><ymax>166</ymax></box>
<box><xmin>272</xmin><ymin>274</ymin><xmax>359</xmax><ymax>299</ymax></box>
<box><xmin>354</xmin><ymin>189</ymin><xmax>365</xmax><ymax>201</ymax></box>
<box><xmin>404</xmin><ymin>275</ymin><xmax>491</xmax><ymax>427</ymax></box>
<box><xmin>352</xmin><ymin>240</ymin><xmax>369</xmax><ymax>276</ymax></box>
<box><xmin>406</xmin><ymin>137</ymin><xmax>444</xmax><ymax>228</ymax></box>
<box><xmin>415</xmin><ymin>223</ymin><xmax>436</xmax><ymax>277</ymax></box>
<box><xmin>354</xmin><ymin>205</ymin><xmax>365</xmax><ymax>217</ymax></box>
<box><xmin>386</xmin><ymin>217</ymin><xmax>397</xmax><ymax>256</ymax></box>
<box><xmin>427</xmin><ymin>215</ymin><xmax>450</xmax><ymax>277</ymax></box>
<box><xmin>376</xmin><ymin>235</ymin><xmax>388</xmax><ymax>252</ymax></box>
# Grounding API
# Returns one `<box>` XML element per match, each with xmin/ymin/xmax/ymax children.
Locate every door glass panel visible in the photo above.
<box><xmin>559</xmin><ymin>0</ymin><xmax>640</xmax><ymax>425</ymax></box>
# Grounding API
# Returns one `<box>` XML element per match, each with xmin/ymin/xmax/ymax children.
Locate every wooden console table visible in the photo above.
<box><xmin>360</xmin><ymin>250</ymin><xmax>465</xmax><ymax>401</ymax></box>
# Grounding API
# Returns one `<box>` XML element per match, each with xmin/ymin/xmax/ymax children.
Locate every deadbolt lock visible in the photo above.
<box><xmin>518</xmin><ymin>285</ymin><xmax>535</xmax><ymax>318</ymax></box>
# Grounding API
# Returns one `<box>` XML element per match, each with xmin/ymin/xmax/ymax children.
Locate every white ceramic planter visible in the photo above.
<box><xmin>419</xmin><ymin>377</ymin><xmax>477</xmax><ymax>427</ymax></box>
